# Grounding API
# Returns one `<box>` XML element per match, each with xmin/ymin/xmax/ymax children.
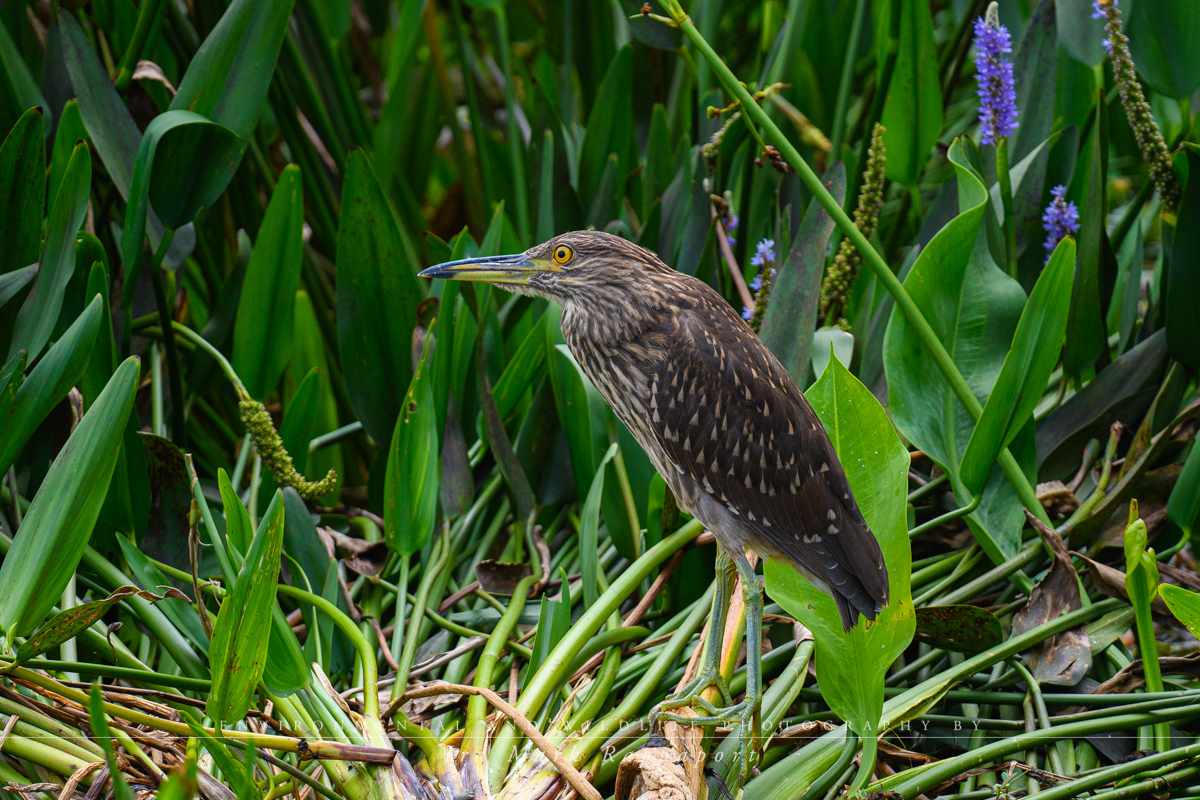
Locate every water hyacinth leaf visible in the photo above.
<box><xmin>384</xmin><ymin>336</ymin><xmax>438</xmax><ymax>556</ymax></box>
<box><xmin>121</xmin><ymin>111</ymin><xmax>241</xmax><ymax>284</ymax></box>
<box><xmin>0</xmin><ymin>108</ymin><xmax>44</xmax><ymax>284</ymax></box>
<box><xmin>207</xmin><ymin>490</ymin><xmax>289</xmax><ymax>722</ymax></box>
<box><xmin>0</xmin><ymin>356</ymin><xmax>139</xmax><ymax>636</ymax></box>
<box><xmin>761</xmin><ymin>163</ymin><xmax>844</xmax><ymax>384</ymax></box>
<box><xmin>885</xmin><ymin>138</ymin><xmax>1026</xmax><ymax>561</ymax></box>
<box><xmin>1124</xmin><ymin>0</ymin><xmax>1200</xmax><ymax>100</ymax></box>
<box><xmin>877</xmin><ymin>0</ymin><xmax>941</xmax><ymax>187</ymax></box>
<box><xmin>117</xmin><ymin>534</ymin><xmax>209</xmax><ymax>652</ymax></box>
<box><xmin>15</xmin><ymin>584</ymin><xmax>189</xmax><ymax>662</ymax></box>
<box><xmin>765</xmin><ymin>357</ymin><xmax>914</xmax><ymax>741</ymax></box>
<box><xmin>961</xmin><ymin>237</ymin><xmax>1074</xmax><ymax>494</ymax></box>
<box><xmin>337</xmin><ymin>149</ymin><xmax>423</xmax><ymax>447</ymax></box>
<box><xmin>1166</xmin><ymin>146</ymin><xmax>1200</xmax><ymax>369</ymax></box>
<box><xmin>169</xmin><ymin>0</ymin><xmax>297</xmax><ymax>143</ymax></box>
<box><xmin>8</xmin><ymin>141</ymin><xmax>90</xmax><ymax>362</ymax></box>
<box><xmin>0</xmin><ymin>296</ymin><xmax>102</xmax><ymax>476</ymax></box>
<box><xmin>233</xmin><ymin>165</ymin><xmax>304</xmax><ymax>400</ymax></box>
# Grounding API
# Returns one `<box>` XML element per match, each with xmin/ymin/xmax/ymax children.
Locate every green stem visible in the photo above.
<box><xmin>847</xmin><ymin>734</ymin><xmax>878</xmax><ymax>794</ymax></box>
<box><xmin>147</xmin><ymin>227</ymin><xmax>185</xmax><ymax>447</ymax></box>
<box><xmin>666</xmin><ymin>4</ymin><xmax>1053</xmax><ymax>540</ymax></box>
<box><xmin>396</xmin><ymin>532</ymin><xmax>450</xmax><ymax>691</ymax></box>
<box><xmin>113</xmin><ymin>0</ymin><xmax>168</xmax><ymax>90</ymax></box>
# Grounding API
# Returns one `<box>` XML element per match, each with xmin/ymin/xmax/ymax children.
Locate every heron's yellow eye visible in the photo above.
<box><xmin>553</xmin><ymin>245</ymin><xmax>574</xmax><ymax>265</ymax></box>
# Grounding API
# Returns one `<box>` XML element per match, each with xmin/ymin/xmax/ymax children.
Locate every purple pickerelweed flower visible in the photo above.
<box><xmin>1042</xmin><ymin>185</ymin><xmax>1079</xmax><ymax>262</ymax></box>
<box><xmin>749</xmin><ymin>273</ymin><xmax>763</xmax><ymax>292</ymax></box>
<box><xmin>742</xmin><ymin>305</ymin><xmax>754</xmax><ymax>321</ymax></box>
<box><xmin>750</xmin><ymin>238</ymin><xmax>776</xmax><ymax>268</ymax></box>
<box><xmin>973</xmin><ymin>8</ymin><xmax>1018</xmax><ymax>145</ymax></box>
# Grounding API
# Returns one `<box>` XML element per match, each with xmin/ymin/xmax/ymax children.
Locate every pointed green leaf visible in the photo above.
<box><xmin>0</xmin><ymin>264</ymin><xmax>36</xmax><ymax>310</ymax></box>
<box><xmin>384</xmin><ymin>337</ymin><xmax>439</xmax><ymax>556</ymax></box>
<box><xmin>233</xmin><ymin>165</ymin><xmax>304</xmax><ymax>400</ymax></box>
<box><xmin>8</xmin><ymin>141</ymin><xmax>90</xmax><ymax>361</ymax></box>
<box><xmin>877</xmin><ymin>0</ymin><xmax>941</xmax><ymax>186</ymax></box>
<box><xmin>0</xmin><ymin>296</ymin><xmax>102</xmax><ymax>476</ymax></box>
<box><xmin>1166</xmin><ymin>146</ymin><xmax>1200</xmax><ymax>369</ymax></box>
<box><xmin>765</xmin><ymin>356</ymin><xmax>914</xmax><ymax>741</ymax></box>
<box><xmin>117</xmin><ymin>534</ymin><xmax>209</xmax><ymax>653</ymax></box>
<box><xmin>0</xmin><ymin>356</ymin><xmax>139</xmax><ymax>636</ymax></box>
<box><xmin>337</xmin><ymin>149</ymin><xmax>423</xmax><ymax>446</ymax></box>
<box><xmin>0</xmin><ymin>107</ymin><xmax>44</xmax><ymax>282</ymax></box>
<box><xmin>0</xmin><ymin>20</ymin><xmax>49</xmax><ymax>133</ymax></box>
<box><xmin>1125</xmin><ymin>0</ymin><xmax>1200</xmax><ymax>100</ymax></box>
<box><xmin>207</xmin><ymin>490</ymin><xmax>289</xmax><ymax>722</ymax></box>
<box><xmin>48</xmin><ymin>99</ymin><xmax>89</xmax><ymax>219</ymax></box>
<box><xmin>578</xmin><ymin>44</ymin><xmax>632</xmax><ymax>217</ymax></box>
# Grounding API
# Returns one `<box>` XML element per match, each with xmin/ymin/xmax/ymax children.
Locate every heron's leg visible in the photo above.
<box><xmin>730</xmin><ymin>549</ymin><xmax>763</xmax><ymax>778</ymax></box>
<box><xmin>658</xmin><ymin>548</ymin><xmax>736</xmax><ymax>714</ymax></box>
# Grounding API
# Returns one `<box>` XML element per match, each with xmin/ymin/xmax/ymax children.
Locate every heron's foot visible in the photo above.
<box><xmin>658</xmin><ymin>698</ymin><xmax>761</xmax><ymax>778</ymax></box>
<box><xmin>657</xmin><ymin>664</ymin><xmax>734</xmax><ymax>717</ymax></box>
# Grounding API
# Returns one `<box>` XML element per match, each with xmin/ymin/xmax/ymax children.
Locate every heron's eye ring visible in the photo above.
<box><xmin>553</xmin><ymin>245</ymin><xmax>574</xmax><ymax>265</ymax></box>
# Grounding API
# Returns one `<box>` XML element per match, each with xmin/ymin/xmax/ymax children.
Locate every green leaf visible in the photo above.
<box><xmin>169</xmin><ymin>0</ymin><xmax>297</xmax><ymax>142</ymax></box>
<box><xmin>48</xmin><ymin>99</ymin><xmax>89</xmax><ymax>220</ymax></box>
<box><xmin>0</xmin><ymin>264</ymin><xmax>36</xmax><ymax>310</ymax></box>
<box><xmin>207</xmin><ymin>490</ymin><xmax>289</xmax><ymax>722</ymax></box>
<box><xmin>0</xmin><ymin>296</ymin><xmax>102</xmax><ymax>476</ymax></box>
<box><xmin>384</xmin><ymin>336</ymin><xmax>439</xmax><ymax>556</ymax></box>
<box><xmin>1109</xmin><ymin>218</ymin><xmax>1142</xmax><ymax>356</ymax></box>
<box><xmin>547</xmin><ymin>343</ymin><xmax>608</xmax><ymax>501</ymax></box>
<box><xmin>764</xmin><ymin>356</ymin><xmax>914</xmax><ymax>741</ymax></box>
<box><xmin>16</xmin><ymin>584</ymin><xmax>189</xmax><ymax>662</ymax></box>
<box><xmin>915</xmin><ymin>606</ymin><xmax>1004</xmax><ymax>654</ymax></box>
<box><xmin>0</xmin><ymin>350</ymin><xmax>25</xmax><ymax>423</ymax></box>
<box><xmin>1166</xmin><ymin>146</ymin><xmax>1200</xmax><ymax>369</ymax></box>
<box><xmin>580</xmin><ymin>443</ymin><xmax>619</xmax><ymax>608</ymax></box>
<box><xmin>492</xmin><ymin>314</ymin><xmax>548</xmax><ymax>419</ymax></box>
<box><xmin>0</xmin><ymin>107</ymin><xmax>44</xmax><ymax>282</ymax></box>
<box><xmin>0</xmin><ymin>19</ymin><xmax>49</xmax><ymax>133</ymax></box>
<box><xmin>337</xmin><ymin>149</ymin><xmax>423</xmax><ymax>447</ymax></box>
<box><xmin>0</xmin><ymin>356</ymin><xmax>139</xmax><ymax>636</ymax></box>
<box><xmin>761</xmin><ymin>163</ymin><xmax>845</xmax><ymax>384</ymax></box>
<box><xmin>876</xmin><ymin>0</ymin><xmax>941</xmax><ymax>187</ymax></box>
<box><xmin>1057</xmin><ymin>0</ymin><xmax>1108</xmax><ymax>66</ymax></box>
<box><xmin>884</xmin><ymin>138</ymin><xmax>1027</xmax><ymax>561</ymax></box>
<box><xmin>1167</xmin><ymin>435</ymin><xmax>1200</xmax><ymax>537</ymax></box>
<box><xmin>233</xmin><ymin>165</ymin><xmax>304</xmax><ymax>400</ymax></box>
<box><xmin>286</xmin><ymin>291</ymin><xmax>341</xmax><ymax>505</ymax></box>
<box><xmin>117</xmin><ymin>534</ymin><xmax>209</xmax><ymax>653</ymax></box>
<box><xmin>8</xmin><ymin>141</ymin><xmax>90</xmax><ymax>361</ymax></box>
<box><xmin>1009</xmin><ymin>0</ymin><xmax>1058</xmax><ymax>164</ymax></box>
<box><xmin>1161</xmin><ymin>583</ymin><xmax>1200</xmax><ymax>640</ymax></box>
<box><xmin>121</xmin><ymin>110</ymin><xmax>241</xmax><ymax>286</ymax></box>
<box><xmin>1063</xmin><ymin>107</ymin><xmax>1107</xmax><ymax>376</ymax></box>
<box><xmin>1125</xmin><ymin>0</ymin><xmax>1200</xmax><ymax>100</ymax></box>
<box><xmin>578</xmin><ymin>44</ymin><xmax>632</xmax><ymax>220</ymax></box>
<box><xmin>960</xmin><ymin>237</ymin><xmax>1075</xmax><ymax>494</ymax></box>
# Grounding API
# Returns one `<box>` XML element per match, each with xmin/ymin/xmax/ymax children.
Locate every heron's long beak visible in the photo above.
<box><xmin>418</xmin><ymin>253</ymin><xmax>547</xmax><ymax>285</ymax></box>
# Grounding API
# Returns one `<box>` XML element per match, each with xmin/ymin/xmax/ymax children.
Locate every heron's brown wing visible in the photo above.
<box><xmin>647</xmin><ymin>298</ymin><xmax>888</xmax><ymax>628</ymax></box>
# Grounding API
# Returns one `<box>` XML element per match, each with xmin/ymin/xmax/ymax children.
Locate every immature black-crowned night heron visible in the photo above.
<box><xmin>420</xmin><ymin>231</ymin><xmax>888</xmax><ymax>769</ymax></box>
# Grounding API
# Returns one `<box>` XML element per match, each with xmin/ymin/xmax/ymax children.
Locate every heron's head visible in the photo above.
<box><xmin>418</xmin><ymin>231</ymin><xmax>671</xmax><ymax>309</ymax></box>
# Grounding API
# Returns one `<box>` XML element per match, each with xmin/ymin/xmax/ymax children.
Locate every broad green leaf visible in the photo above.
<box><xmin>0</xmin><ymin>296</ymin><xmax>102</xmax><ymax>476</ymax></box>
<box><xmin>915</xmin><ymin>606</ymin><xmax>1003</xmax><ymax>654</ymax></box>
<box><xmin>1057</xmin><ymin>0</ymin><xmax>1107</xmax><ymax>66</ymax></box>
<box><xmin>8</xmin><ymin>141</ymin><xmax>90</xmax><ymax>361</ymax></box>
<box><xmin>961</xmin><ymin>237</ymin><xmax>1075</xmax><ymax>493</ymax></box>
<box><xmin>1009</xmin><ymin>0</ymin><xmax>1057</xmax><ymax>163</ymax></box>
<box><xmin>233</xmin><ymin>165</ymin><xmax>304</xmax><ymax>400</ymax></box>
<box><xmin>0</xmin><ymin>356</ymin><xmax>139</xmax><ymax>636</ymax></box>
<box><xmin>578</xmin><ymin>44</ymin><xmax>632</xmax><ymax>222</ymax></box>
<box><xmin>765</xmin><ymin>356</ymin><xmax>914</xmax><ymax>741</ymax></box>
<box><xmin>170</xmin><ymin>0</ymin><xmax>297</xmax><ymax>142</ymax></box>
<box><xmin>15</xmin><ymin>584</ymin><xmax>188</xmax><ymax>662</ymax></box>
<box><xmin>48</xmin><ymin>99</ymin><xmax>89</xmax><ymax>219</ymax></box>
<box><xmin>207</xmin><ymin>490</ymin><xmax>289</xmax><ymax>722</ymax></box>
<box><xmin>117</xmin><ymin>534</ymin><xmax>209</xmax><ymax>653</ymax></box>
<box><xmin>884</xmin><ymin>138</ymin><xmax>1027</xmax><ymax>561</ymax></box>
<box><xmin>121</xmin><ymin>110</ymin><xmax>241</xmax><ymax>287</ymax></box>
<box><xmin>384</xmin><ymin>336</ymin><xmax>438</xmax><ymax>556</ymax></box>
<box><xmin>761</xmin><ymin>163</ymin><xmax>844</xmax><ymax>384</ymax></box>
<box><xmin>1167</xmin><ymin>436</ymin><xmax>1200</xmax><ymax>538</ymax></box>
<box><xmin>337</xmin><ymin>149</ymin><xmax>423</xmax><ymax>447</ymax></box>
<box><xmin>1166</xmin><ymin>146</ymin><xmax>1200</xmax><ymax>369</ymax></box>
<box><xmin>876</xmin><ymin>0</ymin><xmax>941</xmax><ymax>187</ymax></box>
<box><xmin>0</xmin><ymin>107</ymin><xmax>44</xmax><ymax>283</ymax></box>
<box><xmin>492</xmin><ymin>314</ymin><xmax>548</xmax><ymax>419</ymax></box>
<box><xmin>0</xmin><ymin>19</ymin><xmax>48</xmax><ymax>133</ymax></box>
<box><xmin>1125</xmin><ymin>0</ymin><xmax>1200</xmax><ymax>100</ymax></box>
<box><xmin>1161</xmin><ymin>584</ymin><xmax>1200</xmax><ymax>640</ymax></box>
